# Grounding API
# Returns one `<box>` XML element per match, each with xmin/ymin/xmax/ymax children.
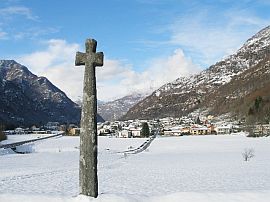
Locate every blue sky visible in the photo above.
<box><xmin>0</xmin><ymin>0</ymin><xmax>270</xmax><ymax>101</ymax></box>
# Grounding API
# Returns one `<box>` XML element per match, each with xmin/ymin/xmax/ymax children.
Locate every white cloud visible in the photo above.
<box><xmin>168</xmin><ymin>9</ymin><xmax>269</xmax><ymax>67</ymax></box>
<box><xmin>139</xmin><ymin>6</ymin><xmax>269</xmax><ymax>68</ymax></box>
<box><xmin>97</xmin><ymin>48</ymin><xmax>199</xmax><ymax>101</ymax></box>
<box><xmin>17</xmin><ymin>39</ymin><xmax>82</xmax><ymax>101</ymax></box>
<box><xmin>0</xmin><ymin>31</ymin><xmax>8</xmax><ymax>39</ymax></box>
<box><xmin>17</xmin><ymin>39</ymin><xmax>198</xmax><ymax>102</ymax></box>
<box><xmin>0</xmin><ymin>6</ymin><xmax>38</xmax><ymax>20</ymax></box>
<box><xmin>97</xmin><ymin>59</ymin><xmax>133</xmax><ymax>81</ymax></box>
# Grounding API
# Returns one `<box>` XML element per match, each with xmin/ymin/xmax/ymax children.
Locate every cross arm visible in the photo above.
<box><xmin>75</xmin><ymin>52</ymin><xmax>86</xmax><ymax>66</ymax></box>
<box><xmin>94</xmin><ymin>52</ymin><xmax>104</xmax><ymax>67</ymax></box>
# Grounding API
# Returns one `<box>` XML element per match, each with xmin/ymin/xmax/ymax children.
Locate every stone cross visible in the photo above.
<box><xmin>75</xmin><ymin>38</ymin><xmax>103</xmax><ymax>198</ymax></box>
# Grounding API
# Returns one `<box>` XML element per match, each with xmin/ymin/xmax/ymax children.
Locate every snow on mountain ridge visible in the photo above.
<box><xmin>155</xmin><ymin>26</ymin><xmax>270</xmax><ymax>96</ymax></box>
<box><xmin>123</xmin><ymin>25</ymin><xmax>270</xmax><ymax>120</ymax></box>
<box><xmin>244</xmin><ymin>25</ymin><xmax>270</xmax><ymax>48</ymax></box>
<box><xmin>98</xmin><ymin>93</ymin><xmax>148</xmax><ymax>121</ymax></box>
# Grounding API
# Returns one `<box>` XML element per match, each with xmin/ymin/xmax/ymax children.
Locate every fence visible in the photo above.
<box><xmin>119</xmin><ymin>131</ymin><xmax>157</xmax><ymax>155</ymax></box>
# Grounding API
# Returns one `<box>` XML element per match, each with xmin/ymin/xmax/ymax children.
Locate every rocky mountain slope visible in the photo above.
<box><xmin>122</xmin><ymin>26</ymin><xmax>270</xmax><ymax>121</ymax></box>
<box><xmin>0</xmin><ymin>60</ymin><xmax>104</xmax><ymax>127</ymax></box>
<box><xmin>98</xmin><ymin>93</ymin><xmax>146</xmax><ymax>121</ymax></box>
<box><xmin>205</xmin><ymin>56</ymin><xmax>270</xmax><ymax>122</ymax></box>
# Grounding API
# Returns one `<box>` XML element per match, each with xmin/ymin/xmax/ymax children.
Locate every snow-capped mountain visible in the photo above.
<box><xmin>0</xmin><ymin>60</ymin><xmax>104</xmax><ymax>126</ymax></box>
<box><xmin>98</xmin><ymin>93</ymin><xmax>147</xmax><ymax>121</ymax></box>
<box><xmin>123</xmin><ymin>26</ymin><xmax>270</xmax><ymax>120</ymax></box>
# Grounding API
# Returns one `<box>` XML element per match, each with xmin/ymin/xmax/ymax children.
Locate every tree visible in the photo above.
<box><xmin>242</xmin><ymin>148</ymin><xmax>255</xmax><ymax>161</ymax></box>
<box><xmin>246</xmin><ymin>96</ymin><xmax>269</xmax><ymax>137</ymax></box>
<box><xmin>0</xmin><ymin>123</ymin><xmax>7</xmax><ymax>142</ymax></box>
<box><xmin>254</xmin><ymin>96</ymin><xmax>263</xmax><ymax>112</ymax></box>
<box><xmin>196</xmin><ymin>116</ymin><xmax>201</xmax><ymax>124</ymax></box>
<box><xmin>141</xmin><ymin>122</ymin><xmax>150</xmax><ymax>137</ymax></box>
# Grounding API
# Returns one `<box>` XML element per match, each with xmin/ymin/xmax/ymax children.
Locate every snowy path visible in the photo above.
<box><xmin>1</xmin><ymin>135</ymin><xmax>270</xmax><ymax>201</ymax></box>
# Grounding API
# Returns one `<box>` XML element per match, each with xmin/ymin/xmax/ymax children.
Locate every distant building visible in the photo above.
<box><xmin>31</xmin><ymin>125</ymin><xmax>39</xmax><ymax>131</ymax></box>
<box><xmin>69</xmin><ymin>128</ymin><xmax>80</xmax><ymax>136</ymax></box>
<box><xmin>164</xmin><ymin>126</ymin><xmax>185</xmax><ymax>136</ymax></box>
<box><xmin>253</xmin><ymin>123</ymin><xmax>270</xmax><ymax>136</ymax></box>
<box><xmin>118</xmin><ymin>127</ymin><xmax>142</xmax><ymax>138</ymax></box>
<box><xmin>45</xmin><ymin>122</ymin><xmax>59</xmax><ymax>130</ymax></box>
<box><xmin>118</xmin><ymin>130</ymin><xmax>132</xmax><ymax>138</ymax></box>
<box><xmin>129</xmin><ymin>128</ymin><xmax>142</xmax><ymax>137</ymax></box>
<box><xmin>216</xmin><ymin>125</ymin><xmax>231</xmax><ymax>134</ymax></box>
<box><xmin>14</xmin><ymin>127</ymin><xmax>25</xmax><ymax>134</ymax></box>
<box><xmin>190</xmin><ymin>125</ymin><xmax>209</xmax><ymax>135</ymax></box>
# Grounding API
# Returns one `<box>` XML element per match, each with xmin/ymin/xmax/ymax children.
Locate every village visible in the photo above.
<box><xmin>4</xmin><ymin>114</ymin><xmax>270</xmax><ymax>138</ymax></box>
<box><xmin>98</xmin><ymin>116</ymin><xmax>242</xmax><ymax>138</ymax></box>
<box><xmin>97</xmin><ymin>116</ymin><xmax>270</xmax><ymax>138</ymax></box>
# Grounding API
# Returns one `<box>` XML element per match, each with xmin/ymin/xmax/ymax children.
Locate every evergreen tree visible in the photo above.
<box><xmin>254</xmin><ymin>96</ymin><xmax>263</xmax><ymax>112</ymax></box>
<box><xmin>0</xmin><ymin>123</ymin><xmax>7</xmax><ymax>142</ymax></box>
<box><xmin>141</xmin><ymin>122</ymin><xmax>150</xmax><ymax>137</ymax></box>
<box><xmin>196</xmin><ymin>116</ymin><xmax>201</xmax><ymax>124</ymax></box>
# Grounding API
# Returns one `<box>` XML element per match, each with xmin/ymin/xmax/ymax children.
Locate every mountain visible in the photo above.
<box><xmin>0</xmin><ymin>60</ymin><xmax>104</xmax><ymax>127</ymax></box>
<box><xmin>204</xmin><ymin>56</ymin><xmax>270</xmax><ymax>122</ymax></box>
<box><xmin>122</xmin><ymin>26</ymin><xmax>270</xmax><ymax>121</ymax></box>
<box><xmin>98</xmin><ymin>93</ymin><xmax>146</xmax><ymax>121</ymax></box>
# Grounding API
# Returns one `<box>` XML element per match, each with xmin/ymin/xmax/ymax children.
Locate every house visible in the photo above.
<box><xmin>118</xmin><ymin>127</ymin><xmax>142</xmax><ymax>138</ymax></box>
<box><xmin>118</xmin><ymin>130</ymin><xmax>132</xmax><ymax>138</ymax></box>
<box><xmin>182</xmin><ymin>127</ymin><xmax>191</xmax><ymax>134</ymax></box>
<box><xmin>253</xmin><ymin>123</ymin><xmax>270</xmax><ymax>136</ymax></box>
<box><xmin>216</xmin><ymin>125</ymin><xmax>231</xmax><ymax>134</ymax></box>
<box><xmin>45</xmin><ymin>122</ymin><xmax>59</xmax><ymax>130</ymax></box>
<box><xmin>98</xmin><ymin>128</ymin><xmax>111</xmax><ymax>135</ymax></box>
<box><xmin>14</xmin><ymin>127</ymin><xmax>25</xmax><ymax>134</ymax></box>
<box><xmin>129</xmin><ymin>128</ymin><xmax>142</xmax><ymax>137</ymax></box>
<box><xmin>190</xmin><ymin>125</ymin><xmax>208</xmax><ymax>135</ymax></box>
<box><xmin>110</xmin><ymin>124</ymin><xmax>119</xmax><ymax>133</ymax></box>
<box><xmin>69</xmin><ymin>128</ymin><xmax>80</xmax><ymax>136</ymax></box>
<box><xmin>164</xmin><ymin>126</ymin><xmax>185</xmax><ymax>136</ymax></box>
<box><xmin>31</xmin><ymin>125</ymin><xmax>40</xmax><ymax>131</ymax></box>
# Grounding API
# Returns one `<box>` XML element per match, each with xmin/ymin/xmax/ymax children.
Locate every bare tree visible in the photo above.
<box><xmin>242</xmin><ymin>148</ymin><xmax>255</xmax><ymax>161</ymax></box>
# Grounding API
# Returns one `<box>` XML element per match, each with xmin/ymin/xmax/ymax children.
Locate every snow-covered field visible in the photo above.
<box><xmin>1</xmin><ymin>134</ymin><xmax>270</xmax><ymax>202</ymax></box>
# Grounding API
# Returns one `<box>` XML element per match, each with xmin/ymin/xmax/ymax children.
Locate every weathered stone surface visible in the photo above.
<box><xmin>75</xmin><ymin>39</ymin><xmax>103</xmax><ymax>197</ymax></box>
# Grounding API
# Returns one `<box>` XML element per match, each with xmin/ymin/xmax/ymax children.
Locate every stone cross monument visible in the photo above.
<box><xmin>75</xmin><ymin>38</ymin><xmax>103</xmax><ymax>198</ymax></box>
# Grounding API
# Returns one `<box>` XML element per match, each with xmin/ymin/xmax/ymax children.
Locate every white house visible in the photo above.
<box><xmin>118</xmin><ymin>127</ymin><xmax>142</xmax><ymax>138</ymax></box>
<box><xmin>129</xmin><ymin>128</ymin><xmax>142</xmax><ymax>137</ymax></box>
<box><xmin>14</xmin><ymin>127</ymin><xmax>25</xmax><ymax>134</ymax></box>
<box><xmin>164</xmin><ymin>126</ymin><xmax>183</xmax><ymax>136</ymax></box>
<box><xmin>45</xmin><ymin>122</ymin><xmax>59</xmax><ymax>130</ymax></box>
<box><xmin>118</xmin><ymin>130</ymin><xmax>132</xmax><ymax>138</ymax></box>
<box><xmin>216</xmin><ymin>125</ymin><xmax>231</xmax><ymax>134</ymax></box>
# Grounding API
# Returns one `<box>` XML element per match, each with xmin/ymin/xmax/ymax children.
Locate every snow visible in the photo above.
<box><xmin>155</xmin><ymin>90</ymin><xmax>161</xmax><ymax>97</ymax></box>
<box><xmin>1</xmin><ymin>135</ymin><xmax>270</xmax><ymax>201</ymax></box>
<box><xmin>15</xmin><ymin>143</ymin><xmax>36</xmax><ymax>153</ymax></box>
